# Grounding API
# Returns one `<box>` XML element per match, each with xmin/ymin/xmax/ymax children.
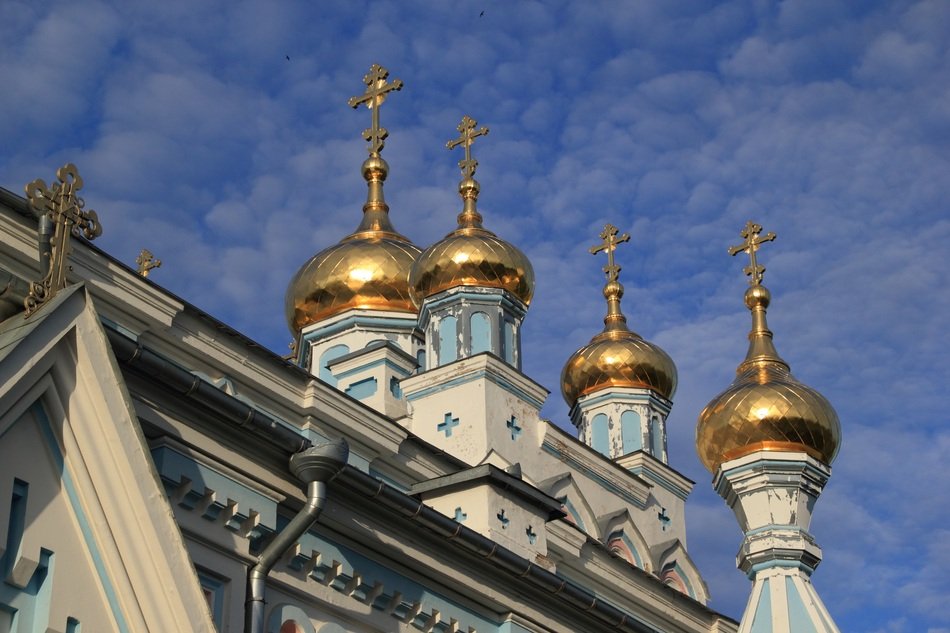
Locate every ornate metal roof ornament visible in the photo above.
<box><xmin>728</xmin><ymin>220</ymin><xmax>776</xmax><ymax>286</ymax></box>
<box><xmin>136</xmin><ymin>249</ymin><xmax>161</xmax><ymax>277</ymax></box>
<box><xmin>446</xmin><ymin>115</ymin><xmax>489</xmax><ymax>180</ymax></box>
<box><xmin>347</xmin><ymin>63</ymin><xmax>403</xmax><ymax>157</ymax></box>
<box><xmin>24</xmin><ymin>163</ymin><xmax>102</xmax><ymax>317</ymax></box>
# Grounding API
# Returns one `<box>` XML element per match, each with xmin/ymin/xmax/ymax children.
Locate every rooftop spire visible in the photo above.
<box><xmin>446</xmin><ymin>115</ymin><xmax>489</xmax><ymax>231</ymax></box>
<box><xmin>589</xmin><ymin>224</ymin><xmax>635</xmax><ymax>336</ymax></box>
<box><xmin>345</xmin><ymin>64</ymin><xmax>406</xmax><ymax>241</ymax></box>
<box><xmin>727</xmin><ymin>220</ymin><xmax>787</xmax><ymax>372</ymax></box>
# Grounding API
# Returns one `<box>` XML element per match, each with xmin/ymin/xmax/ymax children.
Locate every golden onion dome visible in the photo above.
<box><xmin>409</xmin><ymin>116</ymin><xmax>534</xmax><ymax>306</ymax></box>
<box><xmin>409</xmin><ymin>178</ymin><xmax>534</xmax><ymax>306</ymax></box>
<box><xmin>695</xmin><ymin>223</ymin><xmax>841</xmax><ymax>473</ymax></box>
<box><xmin>560</xmin><ymin>225</ymin><xmax>677</xmax><ymax>406</ymax></box>
<box><xmin>285</xmin><ymin>156</ymin><xmax>422</xmax><ymax>333</ymax></box>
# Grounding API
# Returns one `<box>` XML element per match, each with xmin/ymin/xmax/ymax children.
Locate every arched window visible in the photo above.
<box><xmin>438</xmin><ymin>316</ymin><xmax>458</xmax><ymax>365</ymax></box>
<box><xmin>416</xmin><ymin>349</ymin><xmax>426</xmax><ymax>371</ymax></box>
<box><xmin>650</xmin><ymin>416</ymin><xmax>663</xmax><ymax>457</ymax></box>
<box><xmin>503</xmin><ymin>321</ymin><xmax>515</xmax><ymax>363</ymax></box>
<box><xmin>620</xmin><ymin>410</ymin><xmax>641</xmax><ymax>454</ymax></box>
<box><xmin>591</xmin><ymin>413</ymin><xmax>609</xmax><ymax>455</ymax></box>
<box><xmin>470</xmin><ymin>312</ymin><xmax>491</xmax><ymax>355</ymax></box>
<box><xmin>317</xmin><ymin>344</ymin><xmax>349</xmax><ymax>387</ymax></box>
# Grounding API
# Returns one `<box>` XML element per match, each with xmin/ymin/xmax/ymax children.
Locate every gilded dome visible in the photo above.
<box><xmin>285</xmin><ymin>157</ymin><xmax>421</xmax><ymax>333</ymax></box>
<box><xmin>695</xmin><ymin>228</ymin><xmax>841</xmax><ymax>473</ymax></box>
<box><xmin>561</xmin><ymin>279</ymin><xmax>677</xmax><ymax>406</ymax></box>
<box><xmin>409</xmin><ymin>177</ymin><xmax>534</xmax><ymax>306</ymax></box>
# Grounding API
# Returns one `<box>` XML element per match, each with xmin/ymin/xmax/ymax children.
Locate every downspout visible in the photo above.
<box><xmin>244</xmin><ymin>439</ymin><xmax>348</xmax><ymax>633</ymax></box>
<box><xmin>37</xmin><ymin>212</ymin><xmax>52</xmax><ymax>277</ymax></box>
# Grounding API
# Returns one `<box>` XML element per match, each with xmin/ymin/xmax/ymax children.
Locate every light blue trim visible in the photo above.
<box><xmin>744</xmin><ymin>524</ymin><xmax>806</xmax><ymax>536</ymax></box>
<box><xmin>719</xmin><ymin>458</ymin><xmax>827</xmax><ymax>480</ymax></box>
<box><xmin>405</xmin><ymin>369</ymin><xmax>545</xmax><ymax>409</ymax></box>
<box><xmin>196</xmin><ymin>571</ymin><xmax>225</xmax><ymax>628</ymax></box>
<box><xmin>318</xmin><ymin>344</ymin><xmax>350</xmax><ymax>387</ymax></box>
<box><xmin>421</xmin><ymin>289</ymin><xmax>526</xmax><ymax>319</ymax></box>
<box><xmin>607</xmin><ymin>530</ymin><xmax>643</xmax><ymax>569</ymax></box>
<box><xmin>591</xmin><ymin>413</ymin><xmax>609</xmax><ymax>455</ymax></box>
<box><xmin>620</xmin><ymin>410</ymin><xmax>641</xmax><ymax>454</ymax></box>
<box><xmin>290</xmin><ymin>524</ymin><xmax>502</xmax><ymax>632</ymax></box>
<box><xmin>30</xmin><ymin>404</ymin><xmax>132</xmax><ymax>633</ymax></box>
<box><xmin>577</xmin><ymin>390</ymin><xmax>672</xmax><ymax>411</ymax></box>
<box><xmin>785</xmin><ymin>576</ymin><xmax>820</xmax><ymax>633</ymax></box>
<box><xmin>302</xmin><ymin>315</ymin><xmax>418</xmax><ymax>343</ymax></box>
<box><xmin>438</xmin><ymin>316</ymin><xmax>458</xmax><ymax>365</ymax></box>
<box><xmin>503</xmin><ymin>321</ymin><xmax>515</xmax><ymax>364</ymax></box>
<box><xmin>470</xmin><ymin>312</ymin><xmax>491</xmax><ymax>355</ymax></box>
<box><xmin>749</xmin><ymin>578</ymin><xmax>772</xmax><ymax>633</ymax></box>
<box><xmin>344</xmin><ymin>377</ymin><xmax>377</xmax><ymax>400</ymax></box>
<box><xmin>559</xmin><ymin>498</ymin><xmax>586</xmax><ymax>531</ymax></box>
<box><xmin>334</xmin><ymin>358</ymin><xmax>412</xmax><ymax>381</ymax></box>
<box><xmin>747</xmin><ymin>559</ymin><xmax>816</xmax><ymax>579</ymax></box>
<box><xmin>150</xmin><ymin>445</ymin><xmax>277</xmax><ymax>531</ymax></box>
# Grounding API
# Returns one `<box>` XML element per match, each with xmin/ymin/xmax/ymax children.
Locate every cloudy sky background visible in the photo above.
<box><xmin>2</xmin><ymin>1</ymin><xmax>948</xmax><ymax>631</ymax></box>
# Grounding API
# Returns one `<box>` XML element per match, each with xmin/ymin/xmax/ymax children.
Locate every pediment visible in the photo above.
<box><xmin>0</xmin><ymin>286</ymin><xmax>215</xmax><ymax>632</ymax></box>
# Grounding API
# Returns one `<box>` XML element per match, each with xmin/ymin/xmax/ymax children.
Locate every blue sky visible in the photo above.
<box><xmin>2</xmin><ymin>1</ymin><xmax>948</xmax><ymax>631</ymax></box>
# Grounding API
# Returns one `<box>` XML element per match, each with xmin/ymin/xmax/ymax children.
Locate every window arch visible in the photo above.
<box><xmin>591</xmin><ymin>413</ymin><xmax>609</xmax><ymax>455</ymax></box>
<box><xmin>318</xmin><ymin>344</ymin><xmax>349</xmax><ymax>387</ymax></box>
<box><xmin>620</xmin><ymin>410</ymin><xmax>641</xmax><ymax>454</ymax></box>
<box><xmin>650</xmin><ymin>415</ymin><xmax>663</xmax><ymax>457</ymax></box>
<box><xmin>470</xmin><ymin>311</ymin><xmax>491</xmax><ymax>354</ymax></box>
<box><xmin>438</xmin><ymin>316</ymin><xmax>458</xmax><ymax>365</ymax></box>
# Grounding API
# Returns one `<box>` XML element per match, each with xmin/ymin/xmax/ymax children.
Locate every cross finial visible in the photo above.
<box><xmin>589</xmin><ymin>224</ymin><xmax>631</xmax><ymax>283</ymax></box>
<box><xmin>135</xmin><ymin>248</ymin><xmax>161</xmax><ymax>277</ymax></box>
<box><xmin>24</xmin><ymin>163</ymin><xmax>102</xmax><ymax>317</ymax></box>
<box><xmin>348</xmin><ymin>64</ymin><xmax>403</xmax><ymax>156</ymax></box>
<box><xmin>728</xmin><ymin>220</ymin><xmax>776</xmax><ymax>286</ymax></box>
<box><xmin>446</xmin><ymin>115</ymin><xmax>489</xmax><ymax>179</ymax></box>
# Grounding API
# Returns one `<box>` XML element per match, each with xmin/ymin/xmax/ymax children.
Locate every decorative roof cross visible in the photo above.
<box><xmin>24</xmin><ymin>163</ymin><xmax>102</xmax><ymax>316</ymax></box>
<box><xmin>589</xmin><ymin>224</ymin><xmax>630</xmax><ymax>283</ymax></box>
<box><xmin>136</xmin><ymin>248</ymin><xmax>162</xmax><ymax>277</ymax></box>
<box><xmin>347</xmin><ymin>64</ymin><xmax>403</xmax><ymax>156</ymax></box>
<box><xmin>446</xmin><ymin>115</ymin><xmax>489</xmax><ymax>179</ymax></box>
<box><xmin>728</xmin><ymin>220</ymin><xmax>776</xmax><ymax>286</ymax></box>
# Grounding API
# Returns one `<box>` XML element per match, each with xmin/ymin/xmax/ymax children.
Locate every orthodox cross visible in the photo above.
<box><xmin>728</xmin><ymin>220</ymin><xmax>776</xmax><ymax>286</ymax></box>
<box><xmin>589</xmin><ymin>224</ymin><xmax>630</xmax><ymax>283</ymax></box>
<box><xmin>24</xmin><ymin>163</ymin><xmax>102</xmax><ymax>317</ymax></box>
<box><xmin>347</xmin><ymin>64</ymin><xmax>403</xmax><ymax>156</ymax></box>
<box><xmin>446</xmin><ymin>115</ymin><xmax>489</xmax><ymax>179</ymax></box>
<box><xmin>136</xmin><ymin>248</ymin><xmax>161</xmax><ymax>277</ymax></box>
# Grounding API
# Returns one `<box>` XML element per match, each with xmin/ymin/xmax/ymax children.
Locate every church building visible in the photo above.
<box><xmin>0</xmin><ymin>65</ymin><xmax>840</xmax><ymax>633</ymax></box>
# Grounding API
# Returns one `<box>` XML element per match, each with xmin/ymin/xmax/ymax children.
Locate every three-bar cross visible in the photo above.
<box><xmin>24</xmin><ymin>163</ymin><xmax>102</xmax><ymax>316</ymax></box>
<box><xmin>589</xmin><ymin>224</ymin><xmax>630</xmax><ymax>283</ymax></box>
<box><xmin>348</xmin><ymin>64</ymin><xmax>403</xmax><ymax>156</ymax></box>
<box><xmin>728</xmin><ymin>220</ymin><xmax>776</xmax><ymax>286</ymax></box>
<box><xmin>446</xmin><ymin>115</ymin><xmax>489</xmax><ymax>179</ymax></box>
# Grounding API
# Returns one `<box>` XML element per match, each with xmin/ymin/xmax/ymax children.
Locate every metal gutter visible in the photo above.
<box><xmin>104</xmin><ymin>325</ymin><xmax>310</xmax><ymax>454</ymax></box>
<box><xmin>340</xmin><ymin>466</ymin><xmax>658</xmax><ymax>633</ymax></box>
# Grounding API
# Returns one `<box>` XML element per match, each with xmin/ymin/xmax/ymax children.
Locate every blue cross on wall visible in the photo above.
<box><xmin>454</xmin><ymin>507</ymin><xmax>467</xmax><ymax>522</ymax></box>
<box><xmin>657</xmin><ymin>507</ymin><xmax>671</xmax><ymax>531</ymax></box>
<box><xmin>526</xmin><ymin>525</ymin><xmax>537</xmax><ymax>545</ymax></box>
<box><xmin>497</xmin><ymin>509</ymin><xmax>510</xmax><ymax>529</ymax></box>
<box><xmin>506</xmin><ymin>415</ymin><xmax>522</xmax><ymax>441</ymax></box>
<box><xmin>438</xmin><ymin>412</ymin><xmax>460</xmax><ymax>437</ymax></box>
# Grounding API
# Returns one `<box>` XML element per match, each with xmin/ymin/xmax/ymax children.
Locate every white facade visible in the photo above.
<box><xmin>0</xmin><ymin>178</ymin><xmax>736</xmax><ymax>633</ymax></box>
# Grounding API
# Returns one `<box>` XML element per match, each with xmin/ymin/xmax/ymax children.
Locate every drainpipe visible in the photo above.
<box><xmin>37</xmin><ymin>212</ymin><xmax>52</xmax><ymax>277</ymax></box>
<box><xmin>244</xmin><ymin>439</ymin><xmax>348</xmax><ymax>633</ymax></box>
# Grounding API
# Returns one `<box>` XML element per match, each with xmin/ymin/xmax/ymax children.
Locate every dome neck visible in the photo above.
<box><xmin>737</xmin><ymin>284</ymin><xmax>789</xmax><ymax>373</ymax></box>
<box><xmin>344</xmin><ymin>156</ymin><xmax>408</xmax><ymax>242</ymax></box>
<box><xmin>456</xmin><ymin>176</ymin><xmax>484</xmax><ymax>230</ymax></box>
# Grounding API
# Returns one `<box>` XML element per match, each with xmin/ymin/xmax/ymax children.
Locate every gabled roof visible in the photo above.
<box><xmin>0</xmin><ymin>285</ymin><xmax>216</xmax><ymax>632</ymax></box>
